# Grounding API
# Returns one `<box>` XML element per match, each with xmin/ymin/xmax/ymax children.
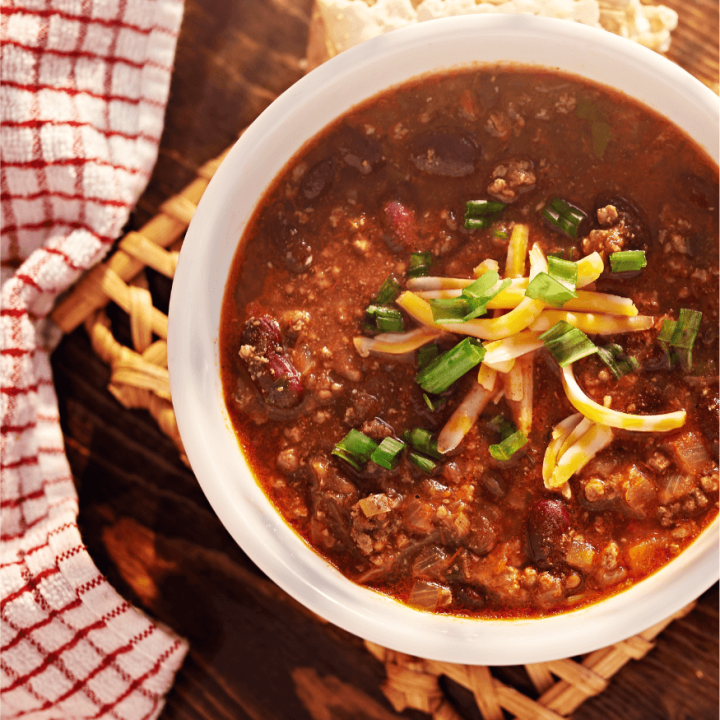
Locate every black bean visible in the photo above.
<box><xmin>593</xmin><ymin>193</ymin><xmax>651</xmax><ymax>250</ymax></box>
<box><xmin>410</xmin><ymin>127</ymin><xmax>478</xmax><ymax>177</ymax></box>
<box><xmin>338</xmin><ymin>125</ymin><xmax>384</xmax><ymax>174</ymax></box>
<box><xmin>300</xmin><ymin>158</ymin><xmax>336</xmax><ymax>200</ymax></box>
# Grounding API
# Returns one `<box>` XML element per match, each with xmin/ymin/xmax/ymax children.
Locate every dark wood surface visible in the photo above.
<box><xmin>51</xmin><ymin>1</ymin><xmax>719</xmax><ymax>718</ymax></box>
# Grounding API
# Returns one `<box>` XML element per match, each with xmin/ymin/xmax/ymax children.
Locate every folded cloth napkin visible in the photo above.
<box><xmin>1</xmin><ymin>1</ymin><xmax>189</xmax><ymax>718</ymax></box>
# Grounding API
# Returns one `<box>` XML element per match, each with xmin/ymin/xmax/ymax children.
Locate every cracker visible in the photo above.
<box><xmin>317</xmin><ymin>0</ymin><xmax>678</xmax><ymax>57</ymax></box>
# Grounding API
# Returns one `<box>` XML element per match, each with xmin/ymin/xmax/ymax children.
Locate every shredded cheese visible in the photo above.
<box><xmin>353</xmin><ymin>327</ymin><xmax>441</xmax><ymax>357</ymax></box>
<box><xmin>542</xmin><ymin>413</ymin><xmax>584</xmax><ymax>483</ymax></box>
<box><xmin>561</xmin><ymin>364</ymin><xmax>686</xmax><ymax>431</ymax></box>
<box><xmin>547</xmin><ymin>422</ymin><xmax>615</xmax><ymax>488</ymax></box>
<box><xmin>530</xmin><ymin>310</ymin><xmax>654</xmax><ymax>334</ymax></box>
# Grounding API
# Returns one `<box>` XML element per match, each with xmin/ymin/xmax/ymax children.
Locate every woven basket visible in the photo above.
<box><xmin>50</xmin><ymin>6</ymin><xmax>716</xmax><ymax>717</ymax></box>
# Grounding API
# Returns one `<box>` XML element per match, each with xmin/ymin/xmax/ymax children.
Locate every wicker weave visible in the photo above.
<box><xmin>49</xmin><ymin>6</ymin><xmax>717</xmax><ymax>718</ymax></box>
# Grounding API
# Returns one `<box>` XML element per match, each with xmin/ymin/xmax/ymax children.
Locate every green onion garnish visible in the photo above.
<box><xmin>417</xmin><ymin>343</ymin><xmax>439</xmax><ymax>371</ymax></box>
<box><xmin>548</xmin><ymin>256</ymin><xmax>578</xmax><ymax>291</ymax></box>
<box><xmin>489</xmin><ymin>430</ymin><xmax>528</xmax><ymax>461</ymax></box>
<box><xmin>609</xmin><ymin>250</ymin><xmax>647</xmax><ymax>273</ymax></box>
<box><xmin>540</xmin><ymin>320</ymin><xmax>598</xmax><ymax>367</ymax></box>
<box><xmin>493</xmin><ymin>229</ymin><xmax>509</xmax><ymax>240</ymax></box>
<box><xmin>370</xmin><ymin>437</ymin><xmax>405</xmax><ymax>470</ymax></box>
<box><xmin>597</xmin><ymin>343</ymin><xmax>640</xmax><ymax>379</ymax></box>
<box><xmin>408</xmin><ymin>251</ymin><xmax>432</xmax><ymax>278</ymax></box>
<box><xmin>403</xmin><ymin>427</ymin><xmax>443</xmax><ymax>460</ymax></box>
<box><xmin>416</xmin><ymin>337</ymin><xmax>486</xmax><ymax>394</ymax></box>
<box><xmin>408</xmin><ymin>451</ymin><xmax>438</xmax><ymax>474</ymax></box>
<box><xmin>365</xmin><ymin>305</ymin><xmax>404</xmax><ymax>333</ymax></box>
<box><xmin>423</xmin><ymin>393</ymin><xmax>444</xmax><ymax>412</ymax></box>
<box><xmin>464</xmin><ymin>199</ymin><xmax>506</xmax><ymax>230</ymax></box>
<box><xmin>658</xmin><ymin>309</ymin><xmax>702</xmax><ymax>370</ymax></box>
<box><xmin>487</xmin><ymin>414</ymin><xmax>515</xmax><ymax>441</ymax></box>
<box><xmin>542</xmin><ymin>198</ymin><xmax>588</xmax><ymax>239</ymax></box>
<box><xmin>372</xmin><ymin>275</ymin><xmax>401</xmax><ymax>305</ymax></box>
<box><xmin>332</xmin><ymin>429</ymin><xmax>378</xmax><ymax>469</ymax></box>
<box><xmin>429</xmin><ymin>270</ymin><xmax>511</xmax><ymax>323</ymax></box>
<box><xmin>429</xmin><ymin>297</ymin><xmax>471</xmax><ymax>324</ymax></box>
<box><xmin>525</xmin><ymin>272</ymin><xmax>578</xmax><ymax>308</ymax></box>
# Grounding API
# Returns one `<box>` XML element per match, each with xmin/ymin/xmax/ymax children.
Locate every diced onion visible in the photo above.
<box><xmin>353</xmin><ymin>327</ymin><xmax>441</xmax><ymax>357</ymax></box>
<box><xmin>530</xmin><ymin>310</ymin><xmax>654</xmax><ymax>335</ymax></box>
<box><xmin>408</xmin><ymin>580</ymin><xmax>452</xmax><ymax>610</ymax></box>
<box><xmin>561</xmin><ymin>365</ymin><xmax>686</xmax><ymax>431</ymax></box>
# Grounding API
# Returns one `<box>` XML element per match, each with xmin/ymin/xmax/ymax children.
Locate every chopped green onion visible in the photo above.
<box><xmin>429</xmin><ymin>297</ymin><xmax>471</xmax><ymax>324</ymax></box>
<box><xmin>416</xmin><ymin>337</ymin><xmax>486</xmax><ymax>394</ymax></box>
<box><xmin>433</xmin><ymin>271</ymin><xmax>510</xmax><ymax>322</ymax></box>
<box><xmin>331</xmin><ymin>446</ymin><xmax>362</xmax><ymax>471</ymax></box>
<box><xmin>464</xmin><ymin>199</ymin><xmax>506</xmax><ymax>230</ymax></box>
<box><xmin>408</xmin><ymin>251</ymin><xmax>432</xmax><ymax>278</ymax></box>
<box><xmin>489</xmin><ymin>430</ymin><xmax>528</xmax><ymax>461</ymax></box>
<box><xmin>372</xmin><ymin>275</ymin><xmax>401</xmax><ymax>305</ymax></box>
<box><xmin>332</xmin><ymin>429</ymin><xmax>378</xmax><ymax>469</ymax></box>
<box><xmin>597</xmin><ymin>343</ymin><xmax>640</xmax><ymax>379</ymax></box>
<box><xmin>403</xmin><ymin>427</ymin><xmax>443</xmax><ymax>459</ymax></box>
<box><xmin>493</xmin><ymin>229</ymin><xmax>509</xmax><ymax>240</ymax></box>
<box><xmin>466</xmin><ymin>199</ymin><xmax>506</xmax><ymax>216</ymax></box>
<box><xmin>548</xmin><ymin>256</ymin><xmax>578</xmax><ymax>291</ymax></box>
<box><xmin>609</xmin><ymin>250</ymin><xmax>647</xmax><ymax>273</ymax></box>
<box><xmin>661</xmin><ymin>308</ymin><xmax>703</xmax><ymax>370</ymax></box>
<box><xmin>366</xmin><ymin>305</ymin><xmax>404</xmax><ymax>333</ymax></box>
<box><xmin>417</xmin><ymin>343</ymin><xmax>439</xmax><ymax>371</ymax></box>
<box><xmin>657</xmin><ymin>318</ymin><xmax>677</xmax><ymax>366</ymax></box>
<box><xmin>370</xmin><ymin>437</ymin><xmax>405</xmax><ymax>470</ymax></box>
<box><xmin>540</xmin><ymin>320</ymin><xmax>598</xmax><ymax>367</ymax></box>
<box><xmin>487</xmin><ymin>414</ymin><xmax>515</xmax><ymax>441</ymax></box>
<box><xmin>423</xmin><ymin>393</ymin><xmax>444</xmax><ymax>412</ymax></box>
<box><xmin>408</xmin><ymin>451</ymin><xmax>438</xmax><ymax>474</ymax></box>
<box><xmin>542</xmin><ymin>198</ymin><xmax>588</xmax><ymax>239</ymax></box>
<box><xmin>462</xmin><ymin>270</ymin><xmax>500</xmax><ymax>300</ymax></box>
<box><xmin>525</xmin><ymin>272</ymin><xmax>578</xmax><ymax>308</ymax></box>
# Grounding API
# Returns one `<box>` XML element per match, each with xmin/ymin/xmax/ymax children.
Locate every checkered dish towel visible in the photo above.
<box><xmin>1</xmin><ymin>1</ymin><xmax>189</xmax><ymax>718</ymax></box>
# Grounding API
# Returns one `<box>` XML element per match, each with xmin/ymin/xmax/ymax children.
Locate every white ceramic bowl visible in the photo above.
<box><xmin>168</xmin><ymin>14</ymin><xmax>719</xmax><ymax>665</ymax></box>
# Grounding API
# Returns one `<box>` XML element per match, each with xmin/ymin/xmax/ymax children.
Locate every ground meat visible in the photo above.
<box><xmin>487</xmin><ymin>159</ymin><xmax>536</xmax><ymax>203</ymax></box>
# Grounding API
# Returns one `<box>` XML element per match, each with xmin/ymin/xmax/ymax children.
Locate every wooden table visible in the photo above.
<box><xmin>51</xmin><ymin>1</ymin><xmax>719</xmax><ymax>718</ymax></box>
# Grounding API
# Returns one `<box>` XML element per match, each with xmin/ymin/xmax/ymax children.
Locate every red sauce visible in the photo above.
<box><xmin>220</xmin><ymin>67</ymin><xmax>719</xmax><ymax>618</ymax></box>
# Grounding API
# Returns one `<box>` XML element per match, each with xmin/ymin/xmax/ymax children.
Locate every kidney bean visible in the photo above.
<box><xmin>240</xmin><ymin>316</ymin><xmax>304</xmax><ymax>409</ymax></box>
<box><xmin>526</xmin><ymin>499</ymin><xmax>569</xmax><ymax>569</ymax></box>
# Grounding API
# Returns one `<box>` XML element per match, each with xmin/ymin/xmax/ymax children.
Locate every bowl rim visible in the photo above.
<box><xmin>168</xmin><ymin>13</ymin><xmax>719</xmax><ymax>665</ymax></box>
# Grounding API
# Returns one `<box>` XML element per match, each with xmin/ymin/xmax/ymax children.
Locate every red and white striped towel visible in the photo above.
<box><xmin>1</xmin><ymin>1</ymin><xmax>189</xmax><ymax>718</ymax></box>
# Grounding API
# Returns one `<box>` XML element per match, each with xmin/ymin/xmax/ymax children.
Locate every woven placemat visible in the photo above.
<box><xmin>50</xmin><ymin>6</ymin><xmax>717</xmax><ymax>718</ymax></box>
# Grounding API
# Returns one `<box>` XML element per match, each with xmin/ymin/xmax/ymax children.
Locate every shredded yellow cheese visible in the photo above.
<box><xmin>547</xmin><ymin>422</ymin><xmax>615</xmax><ymax>488</ymax></box>
<box><xmin>542</xmin><ymin>413</ymin><xmax>584</xmax><ymax>483</ymax></box>
<box><xmin>561</xmin><ymin>364</ymin><xmax>686</xmax><ymax>431</ymax></box>
<box><xmin>353</xmin><ymin>327</ymin><xmax>441</xmax><ymax>357</ymax></box>
<box><xmin>505</xmin><ymin>224</ymin><xmax>529</xmax><ymax>278</ymax></box>
<box><xmin>576</xmin><ymin>252</ymin><xmax>604</xmax><ymax>288</ymax></box>
<box><xmin>437</xmin><ymin>382</ymin><xmax>496</xmax><ymax>454</ymax></box>
<box><xmin>477</xmin><ymin>363</ymin><xmax>497</xmax><ymax>391</ymax></box>
<box><xmin>530</xmin><ymin>310</ymin><xmax>654</xmax><ymax>335</ymax></box>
